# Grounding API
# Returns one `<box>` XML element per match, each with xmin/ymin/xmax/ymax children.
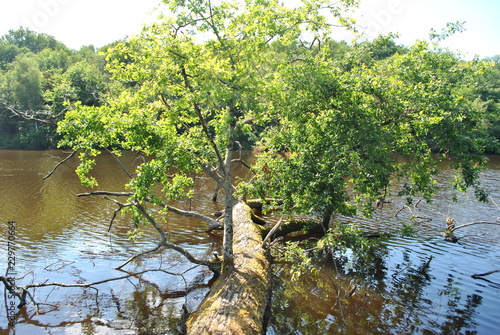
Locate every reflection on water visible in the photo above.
<box><xmin>267</xmin><ymin>155</ymin><xmax>500</xmax><ymax>335</ymax></box>
<box><xmin>0</xmin><ymin>151</ymin><xmax>499</xmax><ymax>334</ymax></box>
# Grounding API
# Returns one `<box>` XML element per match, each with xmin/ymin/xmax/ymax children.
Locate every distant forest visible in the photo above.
<box><xmin>0</xmin><ymin>27</ymin><xmax>499</xmax><ymax>152</ymax></box>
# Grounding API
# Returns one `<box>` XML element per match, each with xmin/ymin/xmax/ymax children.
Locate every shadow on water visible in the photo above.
<box><xmin>0</xmin><ymin>151</ymin><xmax>499</xmax><ymax>334</ymax></box>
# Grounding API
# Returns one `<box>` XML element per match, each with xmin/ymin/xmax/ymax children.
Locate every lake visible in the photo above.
<box><xmin>0</xmin><ymin>150</ymin><xmax>499</xmax><ymax>334</ymax></box>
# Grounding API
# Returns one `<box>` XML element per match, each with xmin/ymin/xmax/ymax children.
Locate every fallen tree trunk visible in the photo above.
<box><xmin>186</xmin><ymin>202</ymin><xmax>271</xmax><ymax>334</ymax></box>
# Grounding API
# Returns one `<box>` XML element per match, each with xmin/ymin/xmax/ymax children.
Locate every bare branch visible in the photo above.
<box><xmin>471</xmin><ymin>269</ymin><xmax>500</xmax><ymax>278</ymax></box>
<box><xmin>115</xmin><ymin>244</ymin><xmax>163</xmax><ymax>270</ymax></box>
<box><xmin>133</xmin><ymin>201</ymin><xmax>168</xmax><ymax>244</ymax></box>
<box><xmin>262</xmin><ymin>216</ymin><xmax>284</xmax><ymax>248</ymax></box>
<box><xmin>75</xmin><ymin>191</ymin><xmax>220</xmax><ymax>270</ymax></box>
<box><xmin>450</xmin><ymin>220</ymin><xmax>500</xmax><ymax>232</ymax></box>
<box><xmin>133</xmin><ymin>201</ymin><xmax>217</xmax><ymax>268</ymax></box>
<box><xmin>231</xmin><ymin>140</ymin><xmax>252</xmax><ymax>170</ymax></box>
<box><xmin>43</xmin><ymin>151</ymin><xmax>77</xmax><ymax>180</ymax></box>
<box><xmin>76</xmin><ymin>191</ymin><xmax>220</xmax><ymax>228</ymax></box>
<box><xmin>0</xmin><ymin>267</ymin><xmax>202</xmax><ymax>308</ymax></box>
<box><xmin>103</xmin><ymin>196</ymin><xmax>134</xmax><ymax>231</ymax></box>
<box><xmin>1</xmin><ymin>102</ymin><xmax>63</xmax><ymax>125</ymax></box>
<box><xmin>105</xmin><ymin>148</ymin><xmax>133</xmax><ymax>179</ymax></box>
<box><xmin>77</xmin><ymin>191</ymin><xmax>134</xmax><ymax>197</ymax></box>
<box><xmin>164</xmin><ymin>204</ymin><xmax>220</xmax><ymax>228</ymax></box>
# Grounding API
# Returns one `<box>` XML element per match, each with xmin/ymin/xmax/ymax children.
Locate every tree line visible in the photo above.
<box><xmin>0</xmin><ymin>27</ymin><xmax>499</xmax><ymax>153</ymax></box>
<box><xmin>0</xmin><ymin>27</ymin><xmax>110</xmax><ymax>149</ymax></box>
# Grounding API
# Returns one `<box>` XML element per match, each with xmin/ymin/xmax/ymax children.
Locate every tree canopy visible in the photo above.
<box><xmin>0</xmin><ymin>28</ymin><xmax>110</xmax><ymax>149</ymax></box>
<box><xmin>53</xmin><ymin>0</ymin><xmax>498</xmax><ymax>269</ymax></box>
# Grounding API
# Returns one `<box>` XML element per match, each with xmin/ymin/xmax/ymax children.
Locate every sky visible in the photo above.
<box><xmin>0</xmin><ymin>0</ymin><xmax>498</xmax><ymax>59</ymax></box>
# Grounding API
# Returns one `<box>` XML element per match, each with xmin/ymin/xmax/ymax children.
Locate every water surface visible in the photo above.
<box><xmin>0</xmin><ymin>150</ymin><xmax>499</xmax><ymax>334</ymax></box>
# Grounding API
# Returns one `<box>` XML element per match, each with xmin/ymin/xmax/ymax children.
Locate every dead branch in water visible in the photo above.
<box><xmin>395</xmin><ymin>198</ymin><xmax>432</xmax><ymax>223</ymax></box>
<box><xmin>450</xmin><ymin>220</ymin><xmax>500</xmax><ymax>232</ymax></box>
<box><xmin>77</xmin><ymin>191</ymin><xmax>220</xmax><ymax>228</ymax></box>
<box><xmin>471</xmin><ymin>269</ymin><xmax>500</xmax><ymax>278</ymax></box>
<box><xmin>77</xmin><ymin>191</ymin><xmax>133</xmax><ymax>197</ymax></box>
<box><xmin>102</xmin><ymin>196</ymin><xmax>134</xmax><ymax>231</ymax></box>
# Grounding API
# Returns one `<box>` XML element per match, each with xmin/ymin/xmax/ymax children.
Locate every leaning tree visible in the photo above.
<box><xmin>8</xmin><ymin>0</ymin><xmax>494</xmax><ymax>333</ymax></box>
<box><xmin>55</xmin><ymin>0</ymin><xmax>360</xmax><ymax>332</ymax></box>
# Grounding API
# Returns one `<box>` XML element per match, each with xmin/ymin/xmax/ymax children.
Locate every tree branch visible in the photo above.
<box><xmin>77</xmin><ymin>191</ymin><xmax>220</xmax><ymax>228</ymax></box>
<box><xmin>1</xmin><ymin>102</ymin><xmax>63</xmax><ymax>125</ymax></box>
<box><xmin>164</xmin><ymin>204</ymin><xmax>221</xmax><ymax>228</ymax></box>
<box><xmin>75</xmin><ymin>192</ymin><xmax>221</xmax><ymax>272</ymax></box>
<box><xmin>471</xmin><ymin>269</ymin><xmax>500</xmax><ymax>278</ymax></box>
<box><xmin>262</xmin><ymin>216</ymin><xmax>284</xmax><ymax>248</ymax></box>
<box><xmin>102</xmin><ymin>196</ymin><xmax>134</xmax><ymax>232</ymax></box>
<box><xmin>43</xmin><ymin>151</ymin><xmax>77</xmax><ymax>180</ymax></box>
<box><xmin>178</xmin><ymin>63</ymin><xmax>226</xmax><ymax>171</ymax></box>
<box><xmin>115</xmin><ymin>244</ymin><xmax>163</xmax><ymax>270</ymax></box>
<box><xmin>133</xmin><ymin>201</ymin><xmax>169</xmax><ymax>244</ymax></box>
<box><xmin>450</xmin><ymin>220</ymin><xmax>500</xmax><ymax>232</ymax></box>
<box><xmin>77</xmin><ymin>191</ymin><xmax>134</xmax><ymax>197</ymax></box>
<box><xmin>105</xmin><ymin>148</ymin><xmax>133</xmax><ymax>179</ymax></box>
<box><xmin>131</xmin><ymin>201</ymin><xmax>218</xmax><ymax>269</ymax></box>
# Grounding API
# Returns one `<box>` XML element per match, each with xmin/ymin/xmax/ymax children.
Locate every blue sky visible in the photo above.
<box><xmin>0</xmin><ymin>0</ymin><xmax>498</xmax><ymax>59</ymax></box>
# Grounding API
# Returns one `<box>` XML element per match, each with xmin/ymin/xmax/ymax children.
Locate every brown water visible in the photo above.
<box><xmin>0</xmin><ymin>150</ymin><xmax>499</xmax><ymax>334</ymax></box>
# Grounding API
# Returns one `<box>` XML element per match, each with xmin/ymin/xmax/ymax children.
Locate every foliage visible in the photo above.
<box><xmin>278</xmin><ymin>240</ymin><xmax>318</xmax><ymax>281</ymax></box>
<box><xmin>0</xmin><ymin>27</ymin><xmax>67</xmax><ymax>54</ymax></box>
<box><xmin>474</xmin><ymin>56</ymin><xmax>500</xmax><ymax>153</ymax></box>
<box><xmin>399</xmin><ymin>223</ymin><xmax>419</xmax><ymax>237</ymax></box>
<box><xmin>57</xmin><ymin>0</ymin><xmax>360</xmax><ymax>264</ymax></box>
<box><xmin>318</xmin><ymin>223</ymin><xmax>375</xmax><ymax>253</ymax></box>
<box><xmin>246</xmin><ymin>39</ymin><xmax>493</xmax><ymax>225</ymax></box>
<box><xmin>0</xmin><ymin>28</ymin><xmax>110</xmax><ymax>149</ymax></box>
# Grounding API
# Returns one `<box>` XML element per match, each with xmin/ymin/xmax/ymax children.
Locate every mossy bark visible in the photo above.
<box><xmin>185</xmin><ymin>202</ymin><xmax>271</xmax><ymax>334</ymax></box>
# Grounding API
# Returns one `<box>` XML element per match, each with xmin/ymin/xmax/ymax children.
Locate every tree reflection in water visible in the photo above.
<box><xmin>267</xmin><ymin>243</ymin><xmax>483</xmax><ymax>335</ymax></box>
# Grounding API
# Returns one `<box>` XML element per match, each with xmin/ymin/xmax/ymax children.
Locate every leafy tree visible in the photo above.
<box><xmin>57</xmin><ymin>0</ymin><xmax>359</xmax><ymax>267</ymax></box>
<box><xmin>247</xmin><ymin>40</ymin><xmax>492</xmax><ymax>227</ymax></box>
<box><xmin>4</xmin><ymin>53</ymin><xmax>43</xmax><ymax>110</ymax></box>
<box><xmin>0</xmin><ymin>27</ymin><xmax>67</xmax><ymax>54</ymax></box>
<box><xmin>475</xmin><ymin>55</ymin><xmax>500</xmax><ymax>151</ymax></box>
<box><xmin>0</xmin><ymin>42</ymin><xmax>27</xmax><ymax>70</ymax></box>
<box><xmin>37</xmin><ymin>48</ymin><xmax>71</xmax><ymax>73</ymax></box>
<box><xmin>0</xmin><ymin>29</ymin><xmax>111</xmax><ymax>149</ymax></box>
<box><xmin>65</xmin><ymin>61</ymin><xmax>107</xmax><ymax>106</ymax></box>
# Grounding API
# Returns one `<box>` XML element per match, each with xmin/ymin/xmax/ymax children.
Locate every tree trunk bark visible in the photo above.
<box><xmin>185</xmin><ymin>202</ymin><xmax>270</xmax><ymax>335</ymax></box>
<box><xmin>221</xmin><ymin>149</ymin><xmax>235</xmax><ymax>268</ymax></box>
